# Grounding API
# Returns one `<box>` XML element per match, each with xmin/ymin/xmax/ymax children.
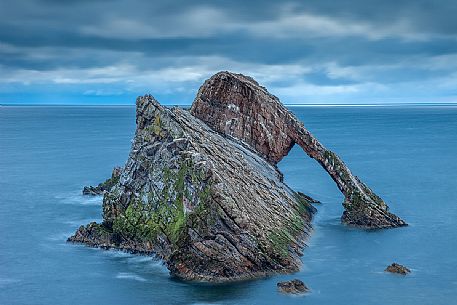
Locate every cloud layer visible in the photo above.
<box><xmin>1</xmin><ymin>0</ymin><xmax>456</xmax><ymax>104</ymax></box>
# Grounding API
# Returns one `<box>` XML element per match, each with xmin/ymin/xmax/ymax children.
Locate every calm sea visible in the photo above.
<box><xmin>1</xmin><ymin>105</ymin><xmax>456</xmax><ymax>305</ymax></box>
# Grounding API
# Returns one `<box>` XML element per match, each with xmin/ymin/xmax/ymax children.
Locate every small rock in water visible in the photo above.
<box><xmin>82</xmin><ymin>167</ymin><xmax>121</xmax><ymax>195</ymax></box>
<box><xmin>385</xmin><ymin>263</ymin><xmax>411</xmax><ymax>275</ymax></box>
<box><xmin>277</xmin><ymin>279</ymin><xmax>309</xmax><ymax>294</ymax></box>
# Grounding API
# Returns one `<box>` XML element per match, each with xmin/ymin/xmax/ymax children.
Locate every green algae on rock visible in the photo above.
<box><xmin>69</xmin><ymin>95</ymin><xmax>316</xmax><ymax>282</ymax></box>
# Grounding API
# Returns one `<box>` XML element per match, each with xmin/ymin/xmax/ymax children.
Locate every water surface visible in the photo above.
<box><xmin>1</xmin><ymin>105</ymin><xmax>456</xmax><ymax>305</ymax></box>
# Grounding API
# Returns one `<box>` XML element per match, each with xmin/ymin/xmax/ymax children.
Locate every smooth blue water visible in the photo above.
<box><xmin>1</xmin><ymin>105</ymin><xmax>456</xmax><ymax>305</ymax></box>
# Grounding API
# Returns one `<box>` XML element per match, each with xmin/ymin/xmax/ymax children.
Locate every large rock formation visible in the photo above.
<box><xmin>69</xmin><ymin>95</ymin><xmax>316</xmax><ymax>282</ymax></box>
<box><xmin>191</xmin><ymin>72</ymin><xmax>406</xmax><ymax>229</ymax></box>
<box><xmin>69</xmin><ymin>71</ymin><xmax>406</xmax><ymax>282</ymax></box>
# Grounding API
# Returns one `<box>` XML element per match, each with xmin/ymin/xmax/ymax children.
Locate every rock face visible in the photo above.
<box><xmin>385</xmin><ymin>263</ymin><xmax>411</xmax><ymax>275</ymax></box>
<box><xmin>69</xmin><ymin>95</ymin><xmax>316</xmax><ymax>282</ymax></box>
<box><xmin>191</xmin><ymin>72</ymin><xmax>406</xmax><ymax>229</ymax></box>
<box><xmin>82</xmin><ymin>167</ymin><xmax>121</xmax><ymax>195</ymax></box>
<box><xmin>69</xmin><ymin>71</ymin><xmax>406</xmax><ymax>282</ymax></box>
<box><xmin>277</xmin><ymin>279</ymin><xmax>309</xmax><ymax>294</ymax></box>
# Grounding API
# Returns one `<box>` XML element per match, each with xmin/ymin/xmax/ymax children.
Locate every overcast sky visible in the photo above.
<box><xmin>1</xmin><ymin>0</ymin><xmax>456</xmax><ymax>105</ymax></box>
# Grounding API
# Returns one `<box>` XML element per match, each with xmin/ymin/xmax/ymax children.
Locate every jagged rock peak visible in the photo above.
<box><xmin>192</xmin><ymin>71</ymin><xmax>406</xmax><ymax>229</ymax></box>
<box><xmin>70</xmin><ymin>94</ymin><xmax>316</xmax><ymax>282</ymax></box>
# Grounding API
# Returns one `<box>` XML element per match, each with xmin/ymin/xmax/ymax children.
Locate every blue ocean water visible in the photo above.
<box><xmin>1</xmin><ymin>105</ymin><xmax>456</xmax><ymax>305</ymax></box>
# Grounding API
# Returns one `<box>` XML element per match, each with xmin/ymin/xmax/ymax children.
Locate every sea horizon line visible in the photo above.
<box><xmin>2</xmin><ymin>102</ymin><xmax>457</xmax><ymax>107</ymax></box>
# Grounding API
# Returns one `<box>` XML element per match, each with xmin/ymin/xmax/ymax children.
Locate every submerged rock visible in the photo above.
<box><xmin>277</xmin><ymin>279</ymin><xmax>309</xmax><ymax>294</ymax></box>
<box><xmin>69</xmin><ymin>71</ymin><xmax>406</xmax><ymax>282</ymax></box>
<box><xmin>385</xmin><ymin>263</ymin><xmax>411</xmax><ymax>275</ymax></box>
<box><xmin>82</xmin><ymin>167</ymin><xmax>121</xmax><ymax>195</ymax></box>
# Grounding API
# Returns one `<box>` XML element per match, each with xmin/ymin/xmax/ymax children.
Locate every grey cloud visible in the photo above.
<box><xmin>0</xmin><ymin>0</ymin><xmax>456</xmax><ymax>104</ymax></box>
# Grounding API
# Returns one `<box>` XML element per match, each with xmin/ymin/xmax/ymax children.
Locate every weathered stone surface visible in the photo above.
<box><xmin>277</xmin><ymin>279</ymin><xmax>309</xmax><ymax>294</ymax></box>
<box><xmin>385</xmin><ymin>263</ymin><xmax>411</xmax><ymax>275</ymax></box>
<box><xmin>69</xmin><ymin>71</ymin><xmax>407</xmax><ymax>283</ymax></box>
<box><xmin>82</xmin><ymin>167</ymin><xmax>121</xmax><ymax>195</ymax></box>
<box><xmin>191</xmin><ymin>71</ymin><xmax>406</xmax><ymax>229</ymax></box>
<box><xmin>69</xmin><ymin>95</ymin><xmax>316</xmax><ymax>282</ymax></box>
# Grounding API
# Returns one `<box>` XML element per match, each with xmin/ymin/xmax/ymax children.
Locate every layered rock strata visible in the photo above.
<box><xmin>191</xmin><ymin>72</ymin><xmax>406</xmax><ymax>229</ymax></box>
<box><xmin>69</xmin><ymin>95</ymin><xmax>316</xmax><ymax>282</ymax></box>
<box><xmin>69</xmin><ymin>71</ymin><xmax>406</xmax><ymax>282</ymax></box>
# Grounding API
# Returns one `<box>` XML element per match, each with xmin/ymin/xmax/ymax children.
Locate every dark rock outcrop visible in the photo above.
<box><xmin>191</xmin><ymin>72</ymin><xmax>406</xmax><ymax>229</ymax></box>
<box><xmin>82</xmin><ymin>167</ymin><xmax>121</xmax><ymax>195</ymax></box>
<box><xmin>277</xmin><ymin>279</ymin><xmax>309</xmax><ymax>294</ymax></box>
<box><xmin>385</xmin><ymin>263</ymin><xmax>411</xmax><ymax>275</ymax></box>
<box><xmin>69</xmin><ymin>71</ymin><xmax>406</xmax><ymax>282</ymax></box>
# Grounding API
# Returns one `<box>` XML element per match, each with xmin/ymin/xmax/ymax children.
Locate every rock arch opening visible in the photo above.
<box><xmin>190</xmin><ymin>71</ymin><xmax>406</xmax><ymax>228</ymax></box>
<box><xmin>277</xmin><ymin>143</ymin><xmax>342</xmax><ymax>205</ymax></box>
